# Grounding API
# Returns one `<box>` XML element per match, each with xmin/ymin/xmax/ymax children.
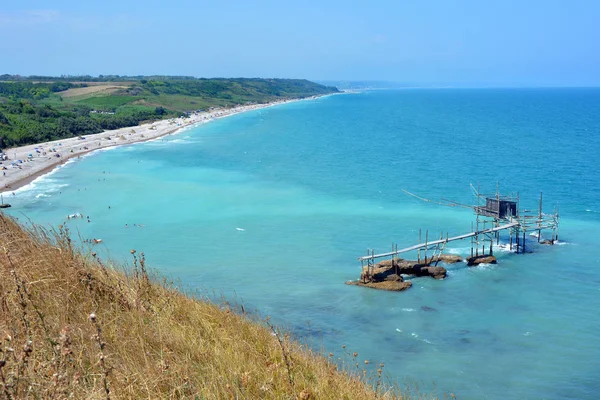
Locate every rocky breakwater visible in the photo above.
<box><xmin>346</xmin><ymin>254</ymin><xmax>463</xmax><ymax>292</ymax></box>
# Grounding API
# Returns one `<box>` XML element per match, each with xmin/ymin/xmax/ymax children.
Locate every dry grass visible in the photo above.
<box><xmin>0</xmin><ymin>213</ymin><xmax>413</xmax><ymax>399</ymax></box>
<box><xmin>60</xmin><ymin>84</ymin><xmax>130</xmax><ymax>98</ymax></box>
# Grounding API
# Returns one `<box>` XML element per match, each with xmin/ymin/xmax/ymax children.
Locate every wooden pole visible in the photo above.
<box><xmin>556</xmin><ymin>209</ymin><xmax>559</xmax><ymax>242</ymax></box>
<box><xmin>470</xmin><ymin>222</ymin><xmax>474</xmax><ymax>258</ymax></box>
<box><xmin>475</xmin><ymin>216</ymin><xmax>479</xmax><ymax>256</ymax></box>
<box><xmin>418</xmin><ymin>229</ymin><xmax>422</xmax><ymax>262</ymax></box>
<box><xmin>396</xmin><ymin>244</ymin><xmax>398</xmax><ymax>273</ymax></box>
<box><xmin>538</xmin><ymin>191</ymin><xmax>543</xmax><ymax>242</ymax></box>
<box><xmin>481</xmin><ymin>221</ymin><xmax>486</xmax><ymax>255</ymax></box>
<box><xmin>371</xmin><ymin>249</ymin><xmax>375</xmax><ymax>277</ymax></box>
<box><xmin>361</xmin><ymin>260</ymin><xmax>365</xmax><ymax>283</ymax></box>
<box><xmin>496</xmin><ymin>219</ymin><xmax>500</xmax><ymax>245</ymax></box>
<box><xmin>424</xmin><ymin>230</ymin><xmax>428</xmax><ymax>264</ymax></box>
<box><xmin>395</xmin><ymin>244</ymin><xmax>398</xmax><ymax>272</ymax></box>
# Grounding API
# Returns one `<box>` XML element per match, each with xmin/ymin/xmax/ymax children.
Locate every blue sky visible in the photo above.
<box><xmin>1</xmin><ymin>0</ymin><xmax>599</xmax><ymax>86</ymax></box>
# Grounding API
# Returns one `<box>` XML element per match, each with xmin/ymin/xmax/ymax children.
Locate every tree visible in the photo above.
<box><xmin>0</xmin><ymin>111</ymin><xmax>9</xmax><ymax>125</ymax></box>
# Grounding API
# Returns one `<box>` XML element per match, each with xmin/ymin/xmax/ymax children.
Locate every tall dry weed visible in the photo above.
<box><xmin>0</xmin><ymin>212</ymin><xmax>416</xmax><ymax>399</ymax></box>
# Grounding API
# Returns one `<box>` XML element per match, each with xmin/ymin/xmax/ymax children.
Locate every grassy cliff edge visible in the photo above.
<box><xmin>0</xmin><ymin>213</ymin><xmax>404</xmax><ymax>399</ymax></box>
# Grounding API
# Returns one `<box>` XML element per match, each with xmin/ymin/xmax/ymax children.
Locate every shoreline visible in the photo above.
<box><xmin>0</xmin><ymin>96</ymin><xmax>321</xmax><ymax>193</ymax></box>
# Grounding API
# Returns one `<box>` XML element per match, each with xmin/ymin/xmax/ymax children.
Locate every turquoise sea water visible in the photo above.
<box><xmin>7</xmin><ymin>89</ymin><xmax>600</xmax><ymax>399</ymax></box>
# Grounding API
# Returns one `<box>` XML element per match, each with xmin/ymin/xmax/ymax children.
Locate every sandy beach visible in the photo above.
<box><xmin>0</xmin><ymin>98</ymin><xmax>305</xmax><ymax>194</ymax></box>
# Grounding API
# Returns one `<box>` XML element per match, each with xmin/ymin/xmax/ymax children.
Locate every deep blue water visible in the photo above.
<box><xmin>7</xmin><ymin>89</ymin><xmax>600</xmax><ymax>399</ymax></box>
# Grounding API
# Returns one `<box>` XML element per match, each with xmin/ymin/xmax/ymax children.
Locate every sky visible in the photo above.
<box><xmin>1</xmin><ymin>0</ymin><xmax>599</xmax><ymax>87</ymax></box>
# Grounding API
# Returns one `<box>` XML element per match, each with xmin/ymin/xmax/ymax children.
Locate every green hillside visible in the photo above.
<box><xmin>0</xmin><ymin>76</ymin><xmax>339</xmax><ymax>149</ymax></box>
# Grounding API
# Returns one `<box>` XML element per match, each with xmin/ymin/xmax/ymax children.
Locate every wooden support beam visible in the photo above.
<box><xmin>357</xmin><ymin>222</ymin><xmax>519</xmax><ymax>261</ymax></box>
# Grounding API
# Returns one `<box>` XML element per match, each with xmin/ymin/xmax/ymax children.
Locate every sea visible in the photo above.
<box><xmin>6</xmin><ymin>89</ymin><xmax>600</xmax><ymax>399</ymax></box>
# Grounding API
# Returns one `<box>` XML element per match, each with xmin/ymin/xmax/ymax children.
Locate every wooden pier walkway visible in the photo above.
<box><xmin>358</xmin><ymin>221</ymin><xmax>519</xmax><ymax>262</ymax></box>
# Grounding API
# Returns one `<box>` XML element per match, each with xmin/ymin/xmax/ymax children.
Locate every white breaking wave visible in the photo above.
<box><xmin>88</xmin><ymin>146</ymin><xmax>120</xmax><ymax>155</ymax></box>
<box><xmin>470</xmin><ymin>263</ymin><xmax>498</xmax><ymax>271</ymax></box>
<box><xmin>496</xmin><ymin>243</ymin><xmax>517</xmax><ymax>253</ymax></box>
<box><xmin>15</xmin><ymin>178</ymin><xmax>70</xmax><ymax>195</ymax></box>
<box><xmin>447</xmin><ymin>247</ymin><xmax>471</xmax><ymax>255</ymax></box>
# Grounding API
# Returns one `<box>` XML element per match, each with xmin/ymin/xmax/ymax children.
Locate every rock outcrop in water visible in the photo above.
<box><xmin>466</xmin><ymin>254</ymin><xmax>497</xmax><ymax>266</ymax></box>
<box><xmin>346</xmin><ymin>278</ymin><xmax>413</xmax><ymax>292</ymax></box>
<box><xmin>346</xmin><ymin>254</ymin><xmax>464</xmax><ymax>291</ymax></box>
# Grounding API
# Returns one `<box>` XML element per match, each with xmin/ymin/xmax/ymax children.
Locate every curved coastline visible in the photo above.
<box><xmin>0</xmin><ymin>95</ymin><xmax>325</xmax><ymax>193</ymax></box>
